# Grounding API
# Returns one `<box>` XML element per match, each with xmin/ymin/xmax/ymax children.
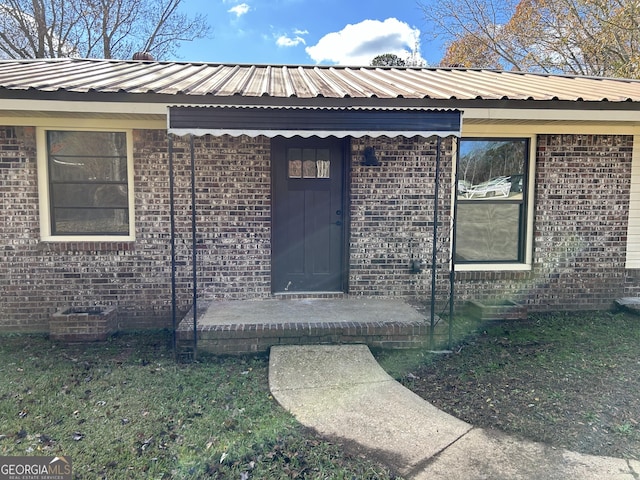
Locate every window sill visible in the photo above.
<box><xmin>455</xmin><ymin>263</ymin><xmax>532</xmax><ymax>272</ymax></box>
<box><xmin>38</xmin><ymin>238</ymin><xmax>135</xmax><ymax>252</ymax></box>
<box><xmin>40</xmin><ymin>233</ymin><xmax>134</xmax><ymax>242</ymax></box>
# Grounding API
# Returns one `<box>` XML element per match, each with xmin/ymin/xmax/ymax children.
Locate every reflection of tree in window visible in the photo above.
<box><xmin>456</xmin><ymin>138</ymin><xmax>528</xmax><ymax>263</ymax></box>
<box><xmin>459</xmin><ymin>140</ymin><xmax>525</xmax><ymax>185</ymax></box>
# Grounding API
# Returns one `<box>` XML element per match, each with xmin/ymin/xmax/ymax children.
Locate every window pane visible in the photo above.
<box><xmin>288</xmin><ymin>147</ymin><xmax>330</xmax><ymax>179</ymax></box>
<box><xmin>457</xmin><ymin>139</ymin><xmax>526</xmax><ymax>201</ymax></box>
<box><xmin>48</xmin><ymin>131</ymin><xmax>127</xmax><ymax>181</ymax></box>
<box><xmin>47</xmin><ymin>131</ymin><xmax>129</xmax><ymax>236</ymax></box>
<box><xmin>455</xmin><ymin>138</ymin><xmax>528</xmax><ymax>263</ymax></box>
<box><xmin>302</xmin><ymin>148</ymin><xmax>316</xmax><ymax>178</ymax></box>
<box><xmin>288</xmin><ymin>148</ymin><xmax>302</xmax><ymax>178</ymax></box>
<box><xmin>51</xmin><ymin>184</ymin><xmax>129</xmax><ymax>208</ymax></box>
<box><xmin>53</xmin><ymin>208</ymin><xmax>129</xmax><ymax>234</ymax></box>
<box><xmin>49</xmin><ymin>155</ymin><xmax>127</xmax><ymax>182</ymax></box>
<box><xmin>316</xmin><ymin>149</ymin><xmax>330</xmax><ymax>178</ymax></box>
<box><xmin>456</xmin><ymin>203</ymin><xmax>522</xmax><ymax>262</ymax></box>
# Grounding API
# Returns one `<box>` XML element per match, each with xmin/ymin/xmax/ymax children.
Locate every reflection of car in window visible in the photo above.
<box><xmin>455</xmin><ymin>137</ymin><xmax>529</xmax><ymax>263</ymax></box>
<box><xmin>459</xmin><ymin>176</ymin><xmax>511</xmax><ymax>198</ymax></box>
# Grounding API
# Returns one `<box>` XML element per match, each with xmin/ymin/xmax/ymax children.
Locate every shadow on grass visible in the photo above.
<box><xmin>0</xmin><ymin>330</ymin><xmax>402</xmax><ymax>479</ymax></box>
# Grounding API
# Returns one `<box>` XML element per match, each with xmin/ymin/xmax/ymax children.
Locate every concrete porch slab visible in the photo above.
<box><xmin>189</xmin><ymin>297</ymin><xmax>427</xmax><ymax>326</ymax></box>
<box><xmin>176</xmin><ymin>297</ymin><xmax>446</xmax><ymax>355</ymax></box>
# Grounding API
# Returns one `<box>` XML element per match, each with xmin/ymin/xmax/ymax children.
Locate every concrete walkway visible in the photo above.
<box><xmin>269</xmin><ymin>345</ymin><xmax>640</xmax><ymax>480</ymax></box>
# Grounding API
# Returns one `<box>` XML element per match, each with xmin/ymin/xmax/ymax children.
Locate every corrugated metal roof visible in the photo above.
<box><xmin>1</xmin><ymin>57</ymin><xmax>640</xmax><ymax>102</ymax></box>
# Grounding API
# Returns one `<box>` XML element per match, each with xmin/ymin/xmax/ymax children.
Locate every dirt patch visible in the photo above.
<box><xmin>400</xmin><ymin>312</ymin><xmax>640</xmax><ymax>460</ymax></box>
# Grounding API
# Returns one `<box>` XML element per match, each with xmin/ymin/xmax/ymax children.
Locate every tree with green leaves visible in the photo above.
<box><xmin>422</xmin><ymin>0</ymin><xmax>640</xmax><ymax>78</ymax></box>
<box><xmin>0</xmin><ymin>0</ymin><xmax>210</xmax><ymax>60</ymax></box>
<box><xmin>371</xmin><ymin>53</ymin><xmax>407</xmax><ymax>67</ymax></box>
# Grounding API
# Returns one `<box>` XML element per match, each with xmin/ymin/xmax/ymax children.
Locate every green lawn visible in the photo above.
<box><xmin>4</xmin><ymin>310</ymin><xmax>636</xmax><ymax>478</ymax></box>
<box><xmin>0</xmin><ymin>332</ymin><xmax>400</xmax><ymax>479</ymax></box>
<box><xmin>378</xmin><ymin>310</ymin><xmax>640</xmax><ymax>460</ymax></box>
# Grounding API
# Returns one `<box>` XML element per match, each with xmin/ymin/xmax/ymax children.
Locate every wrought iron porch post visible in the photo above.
<box><xmin>169</xmin><ymin>134</ymin><xmax>178</xmax><ymax>361</ymax></box>
<box><xmin>189</xmin><ymin>135</ymin><xmax>198</xmax><ymax>360</ymax></box>
<box><xmin>430</xmin><ymin>137</ymin><xmax>442</xmax><ymax>350</ymax></box>
<box><xmin>450</xmin><ymin>136</ymin><xmax>460</xmax><ymax>350</ymax></box>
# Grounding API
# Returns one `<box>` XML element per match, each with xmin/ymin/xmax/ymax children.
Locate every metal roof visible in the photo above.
<box><xmin>1</xmin><ymin>57</ymin><xmax>640</xmax><ymax>103</ymax></box>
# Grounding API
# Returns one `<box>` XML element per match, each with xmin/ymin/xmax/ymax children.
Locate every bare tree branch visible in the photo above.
<box><xmin>420</xmin><ymin>0</ymin><xmax>640</xmax><ymax>78</ymax></box>
<box><xmin>0</xmin><ymin>0</ymin><xmax>210</xmax><ymax>59</ymax></box>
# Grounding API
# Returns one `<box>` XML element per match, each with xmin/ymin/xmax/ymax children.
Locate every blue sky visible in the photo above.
<box><xmin>176</xmin><ymin>0</ymin><xmax>443</xmax><ymax>66</ymax></box>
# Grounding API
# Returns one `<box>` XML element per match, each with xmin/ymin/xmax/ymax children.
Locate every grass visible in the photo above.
<box><xmin>0</xmin><ymin>332</ymin><xmax>401</xmax><ymax>479</ymax></box>
<box><xmin>2</xmin><ymin>310</ymin><xmax>638</xmax><ymax>476</ymax></box>
<box><xmin>378</xmin><ymin>310</ymin><xmax>640</xmax><ymax>460</ymax></box>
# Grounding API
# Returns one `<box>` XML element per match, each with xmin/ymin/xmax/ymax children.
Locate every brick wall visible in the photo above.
<box><xmin>348</xmin><ymin>136</ymin><xmax>454</xmax><ymax>312</ymax></box>
<box><xmin>0</xmin><ymin>127</ymin><xmax>635</xmax><ymax>333</ymax></box>
<box><xmin>170</xmin><ymin>134</ymin><xmax>272</xmax><ymax>301</ymax></box>
<box><xmin>0</xmin><ymin>129</ymin><xmax>273</xmax><ymax>332</ymax></box>
<box><xmin>0</xmin><ymin>127</ymin><xmax>43</xmax><ymax>331</ymax></box>
<box><xmin>454</xmin><ymin>134</ymin><xmax>633</xmax><ymax>311</ymax></box>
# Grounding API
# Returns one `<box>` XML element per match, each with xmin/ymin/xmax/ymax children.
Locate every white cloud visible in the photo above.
<box><xmin>306</xmin><ymin>18</ymin><xmax>425</xmax><ymax>66</ymax></box>
<box><xmin>276</xmin><ymin>34</ymin><xmax>306</xmax><ymax>47</ymax></box>
<box><xmin>228</xmin><ymin>3</ymin><xmax>250</xmax><ymax>18</ymax></box>
<box><xmin>275</xmin><ymin>28</ymin><xmax>308</xmax><ymax>48</ymax></box>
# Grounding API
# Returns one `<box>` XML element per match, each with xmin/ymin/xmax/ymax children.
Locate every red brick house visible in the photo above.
<box><xmin>2</xmin><ymin>58</ymin><xmax>640</xmax><ymax>333</ymax></box>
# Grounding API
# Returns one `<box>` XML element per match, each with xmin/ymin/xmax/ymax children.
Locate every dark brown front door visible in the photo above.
<box><xmin>272</xmin><ymin>137</ymin><xmax>346</xmax><ymax>293</ymax></box>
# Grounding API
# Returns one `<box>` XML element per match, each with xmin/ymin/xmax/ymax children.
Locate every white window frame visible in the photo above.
<box><xmin>36</xmin><ymin>127</ymin><xmax>135</xmax><ymax>242</ymax></box>
<box><xmin>453</xmin><ymin>134</ymin><xmax>536</xmax><ymax>272</ymax></box>
<box><xmin>625</xmin><ymin>134</ymin><xmax>640</xmax><ymax>268</ymax></box>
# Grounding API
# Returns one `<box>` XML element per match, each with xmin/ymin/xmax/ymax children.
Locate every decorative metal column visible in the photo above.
<box><xmin>168</xmin><ymin>134</ymin><xmax>198</xmax><ymax>361</ymax></box>
<box><xmin>430</xmin><ymin>137</ymin><xmax>442</xmax><ymax>350</ymax></box>
<box><xmin>169</xmin><ymin>134</ymin><xmax>177</xmax><ymax>360</ymax></box>
<box><xmin>449</xmin><ymin>136</ymin><xmax>460</xmax><ymax>350</ymax></box>
<box><xmin>189</xmin><ymin>135</ymin><xmax>198</xmax><ymax>361</ymax></box>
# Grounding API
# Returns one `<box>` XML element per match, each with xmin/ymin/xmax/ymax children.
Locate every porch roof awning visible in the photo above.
<box><xmin>167</xmin><ymin>105</ymin><xmax>461</xmax><ymax>138</ymax></box>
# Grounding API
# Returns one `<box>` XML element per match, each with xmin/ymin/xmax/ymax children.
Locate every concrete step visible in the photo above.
<box><xmin>176</xmin><ymin>297</ymin><xmax>451</xmax><ymax>355</ymax></box>
<box><xmin>177</xmin><ymin>318</ymin><xmax>449</xmax><ymax>355</ymax></box>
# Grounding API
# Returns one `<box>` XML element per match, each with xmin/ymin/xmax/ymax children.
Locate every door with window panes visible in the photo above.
<box><xmin>272</xmin><ymin>137</ymin><xmax>346</xmax><ymax>292</ymax></box>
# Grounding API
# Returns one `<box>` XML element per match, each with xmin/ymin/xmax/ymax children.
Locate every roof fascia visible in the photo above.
<box><xmin>1</xmin><ymin>88</ymin><xmax>640</xmax><ymax>110</ymax></box>
<box><xmin>1</xmin><ymin>92</ymin><xmax>639</xmax><ymax>126</ymax></box>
